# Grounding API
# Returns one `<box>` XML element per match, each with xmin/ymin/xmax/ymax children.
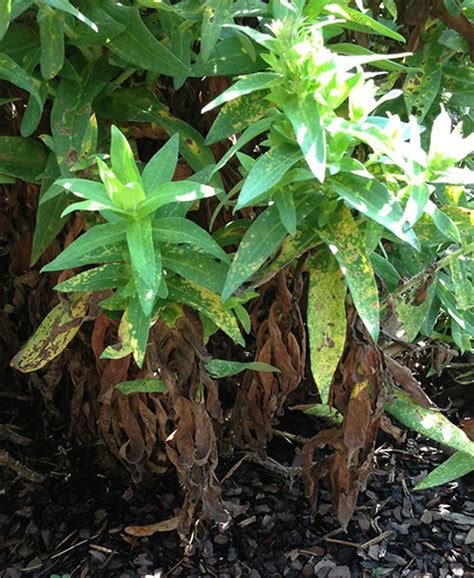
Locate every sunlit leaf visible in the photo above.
<box><xmin>205</xmin><ymin>359</ymin><xmax>279</xmax><ymax>378</ymax></box>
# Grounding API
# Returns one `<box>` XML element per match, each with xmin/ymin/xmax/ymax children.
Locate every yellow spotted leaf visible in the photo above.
<box><xmin>11</xmin><ymin>293</ymin><xmax>89</xmax><ymax>373</ymax></box>
<box><xmin>320</xmin><ymin>205</ymin><xmax>380</xmax><ymax>341</ymax></box>
<box><xmin>307</xmin><ymin>249</ymin><xmax>347</xmax><ymax>404</ymax></box>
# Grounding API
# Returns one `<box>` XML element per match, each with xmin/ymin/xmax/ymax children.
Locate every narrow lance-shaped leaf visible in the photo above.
<box><xmin>200</xmin><ymin>0</ymin><xmax>232</xmax><ymax>62</ymax></box>
<box><xmin>0</xmin><ymin>0</ymin><xmax>11</xmax><ymax>41</ymax></box>
<box><xmin>205</xmin><ymin>359</ymin><xmax>279</xmax><ymax>378</ymax></box>
<box><xmin>126</xmin><ymin>219</ymin><xmax>158</xmax><ymax>316</ymax></box>
<box><xmin>202</xmin><ymin>72</ymin><xmax>279</xmax><ymax>113</ymax></box>
<box><xmin>41</xmin><ymin>223</ymin><xmax>127</xmax><ymax>272</ymax></box>
<box><xmin>0</xmin><ymin>53</ymin><xmax>42</xmax><ymax>109</ymax></box>
<box><xmin>415</xmin><ymin>451</ymin><xmax>474</xmax><ymax>491</ymax></box>
<box><xmin>284</xmin><ymin>94</ymin><xmax>326</xmax><ymax>183</ymax></box>
<box><xmin>141</xmin><ymin>133</ymin><xmax>179</xmax><ymax>193</ymax></box>
<box><xmin>385</xmin><ymin>389</ymin><xmax>474</xmax><ymax>458</ymax></box>
<box><xmin>167</xmin><ymin>277</ymin><xmax>244</xmax><ymax>346</ymax></box>
<box><xmin>54</xmin><ymin>263</ymin><xmax>128</xmax><ymax>293</ymax></box>
<box><xmin>110</xmin><ymin>125</ymin><xmax>142</xmax><ymax>186</ymax></box>
<box><xmin>116</xmin><ymin>378</ymin><xmax>167</xmax><ymax>395</ymax></box>
<box><xmin>307</xmin><ymin>250</ymin><xmax>347</xmax><ymax>404</ymax></box>
<box><xmin>10</xmin><ymin>294</ymin><xmax>89</xmax><ymax>372</ymax></box>
<box><xmin>124</xmin><ymin>295</ymin><xmax>152</xmax><ymax>368</ymax></box>
<box><xmin>137</xmin><ymin>181</ymin><xmax>219</xmax><ymax>217</ymax></box>
<box><xmin>274</xmin><ymin>189</ymin><xmax>296</xmax><ymax>236</ymax></box>
<box><xmin>38</xmin><ymin>5</ymin><xmax>64</xmax><ymax>79</ymax></box>
<box><xmin>320</xmin><ymin>205</ymin><xmax>380</xmax><ymax>341</ymax></box>
<box><xmin>236</xmin><ymin>143</ymin><xmax>301</xmax><ymax>210</ymax></box>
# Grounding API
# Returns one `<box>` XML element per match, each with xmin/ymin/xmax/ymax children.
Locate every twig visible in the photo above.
<box><xmin>0</xmin><ymin>450</ymin><xmax>45</xmax><ymax>483</ymax></box>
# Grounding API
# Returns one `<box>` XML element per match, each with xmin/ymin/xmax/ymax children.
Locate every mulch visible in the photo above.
<box><xmin>1</xmin><ymin>398</ymin><xmax>473</xmax><ymax>578</ymax></box>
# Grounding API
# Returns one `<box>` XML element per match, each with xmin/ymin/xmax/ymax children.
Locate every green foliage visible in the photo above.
<box><xmin>4</xmin><ymin>0</ymin><xmax>473</xmax><ymax>493</ymax></box>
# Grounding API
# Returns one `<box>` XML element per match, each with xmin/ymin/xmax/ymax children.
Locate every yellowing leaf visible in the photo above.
<box><xmin>320</xmin><ymin>205</ymin><xmax>380</xmax><ymax>341</ymax></box>
<box><xmin>307</xmin><ymin>250</ymin><xmax>347</xmax><ymax>404</ymax></box>
<box><xmin>11</xmin><ymin>294</ymin><xmax>89</xmax><ymax>372</ymax></box>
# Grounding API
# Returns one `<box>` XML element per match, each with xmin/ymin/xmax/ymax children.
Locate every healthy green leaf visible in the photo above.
<box><xmin>141</xmin><ymin>134</ymin><xmax>179</xmax><ymax>193</ymax></box>
<box><xmin>307</xmin><ymin>250</ymin><xmax>347</xmax><ymax>404</ymax></box>
<box><xmin>110</xmin><ymin>125</ymin><xmax>142</xmax><ymax>186</ymax></box>
<box><xmin>41</xmin><ymin>223</ymin><xmax>127</xmax><ymax>272</ymax></box>
<box><xmin>116</xmin><ymin>378</ymin><xmax>167</xmax><ymax>395</ymax></box>
<box><xmin>205</xmin><ymin>359</ymin><xmax>279</xmax><ymax>378</ymax></box>
<box><xmin>236</xmin><ymin>143</ymin><xmax>301</xmax><ymax>209</ymax></box>
<box><xmin>153</xmin><ymin>217</ymin><xmax>230</xmax><ymax>262</ymax></box>
<box><xmin>126</xmin><ymin>219</ymin><xmax>158</xmax><ymax>316</ymax></box>
<box><xmin>137</xmin><ymin>181</ymin><xmax>219</xmax><ymax>216</ymax></box>
<box><xmin>41</xmin><ymin>0</ymin><xmax>98</xmax><ymax>30</ymax></box>
<box><xmin>415</xmin><ymin>451</ymin><xmax>474</xmax><ymax>490</ymax></box>
<box><xmin>284</xmin><ymin>94</ymin><xmax>326</xmax><ymax>183</ymax></box>
<box><xmin>0</xmin><ymin>0</ymin><xmax>11</xmax><ymax>41</ymax></box>
<box><xmin>274</xmin><ymin>189</ymin><xmax>296</xmax><ymax>236</ymax></box>
<box><xmin>201</xmin><ymin>0</ymin><xmax>233</xmax><ymax>62</ymax></box>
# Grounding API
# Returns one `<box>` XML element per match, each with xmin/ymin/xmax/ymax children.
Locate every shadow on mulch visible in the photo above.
<box><xmin>1</xmin><ymin>397</ymin><xmax>473</xmax><ymax>578</ymax></box>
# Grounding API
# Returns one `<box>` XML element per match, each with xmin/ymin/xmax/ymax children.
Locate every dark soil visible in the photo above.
<box><xmin>1</xmin><ymin>394</ymin><xmax>473</xmax><ymax>578</ymax></box>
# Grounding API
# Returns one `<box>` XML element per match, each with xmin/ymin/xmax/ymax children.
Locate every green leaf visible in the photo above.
<box><xmin>31</xmin><ymin>155</ymin><xmax>69</xmax><ymax>265</ymax></box>
<box><xmin>307</xmin><ymin>250</ymin><xmax>347</xmax><ymax>404</ymax></box>
<box><xmin>303</xmin><ymin>403</ymin><xmax>343</xmax><ymax>423</ymax></box>
<box><xmin>0</xmin><ymin>0</ymin><xmax>11</xmax><ymax>42</ymax></box>
<box><xmin>126</xmin><ymin>219</ymin><xmax>158</xmax><ymax>316</ymax></box>
<box><xmin>124</xmin><ymin>295</ymin><xmax>152</xmax><ymax>368</ymax></box>
<box><xmin>162</xmin><ymin>246</ymin><xmax>227</xmax><ymax>294</ymax></box>
<box><xmin>41</xmin><ymin>0</ymin><xmax>98</xmax><ymax>31</ymax></box>
<box><xmin>222</xmin><ymin>204</ymin><xmax>286</xmax><ymax>300</ymax></box>
<box><xmin>51</xmin><ymin>69</ymin><xmax>111</xmax><ymax>175</ymax></box>
<box><xmin>236</xmin><ymin>143</ymin><xmax>301</xmax><ymax>210</ymax></box>
<box><xmin>10</xmin><ymin>294</ymin><xmax>89</xmax><ymax>372</ymax></box>
<box><xmin>94</xmin><ymin>87</ymin><xmax>217</xmax><ymax>177</ymax></box>
<box><xmin>205</xmin><ymin>89</ymin><xmax>273</xmax><ymax>144</ymax></box>
<box><xmin>100</xmin><ymin>1</ymin><xmax>190</xmax><ymax>77</ymax></box>
<box><xmin>385</xmin><ymin>389</ymin><xmax>474</xmax><ymax>458</ymax></box>
<box><xmin>54</xmin><ymin>263</ymin><xmax>128</xmax><ymax>292</ymax></box>
<box><xmin>20</xmin><ymin>83</ymin><xmax>47</xmax><ymax>137</ymax></box>
<box><xmin>201</xmin><ymin>0</ymin><xmax>233</xmax><ymax>62</ymax></box>
<box><xmin>48</xmin><ymin>178</ymin><xmax>111</xmax><ymax>205</ymax></box>
<box><xmin>167</xmin><ymin>277</ymin><xmax>244</xmax><ymax>346</ymax></box>
<box><xmin>274</xmin><ymin>189</ymin><xmax>296</xmax><ymax>236</ymax></box>
<box><xmin>370</xmin><ymin>252</ymin><xmax>401</xmax><ymax>292</ymax></box>
<box><xmin>324</xmin><ymin>3</ymin><xmax>405</xmax><ymax>42</ymax></box>
<box><xmin>320</xmin><ymin>206</ymin><xmax>380</xmax><ymax>341</ymax></box>
<box><xmin>212</xmin><ymin>115</ymin><xmax>274</xmax><ymax>174</ymax></box>
<box><xmin>0</xmin><ymin>52</ymin><xmax>42</xmax><ymax>108</ymax></box>
<box><xmin>0</xmin><ymin>136</ymin><xmax>47</xmax><ymax>182</ymax></box>
<box><xmin>404</xmin><ymin>183</ymin><xmax>431</xmax><ymax>227</ymax></box>
<box><xmin>110</xmin><ymin>125</ymin><xmax>142</xmax><ymax>186</ymax></box>
<box><xmin>41</xmin><ymin>223</ymin><xmax>127</xmax><ymax>272</ymax></box>
<box><xmin>153</xmin><ymin>217</ymin><xmax>230</xmax><ymax>262</ymax></box>
<box><xmin>202</xmin><ymin>72</ymin><xmax>279</xmax><ymax>113</ymax></box>
<box><xmin>205</xmin><ymin>359</ymin><xmax>279</xmax><ymax>378</ymax></box>
<box><xmin>285</xmin><ymin>94</ymin><xmax>326</xmax><ymax>183</ymax></box>
<box><xmin>141</xmin><ymin>134</ymin><xmax>179</xmax><ymax>193</ymax></box>
<box><xmin>137</xmin><ymin>181</ymin><xmax>219</xmax><ymax>217</ymax></box>
<box><xmin>415</xmin><ymin>451</ymin><xmax>474</xmax><ymax>490</ymax></box>
<box><xmin>403</xmin><ymin>46</ymin><xmax>443</xmax><ymax>122</ymax></box>
<box><xmin>37</xmin><ymin>5</ymin><xmax>64</xmax><ymax>79</ymax></box>
<box><xmin>331</xmin><ymin>174</ymin><xmax>420</xmax><ymax>250</ymax></box>
<box><xmin>116</xmin><ymin>378</ymin><xmax>167</xmax><ymax>395</ymax></box>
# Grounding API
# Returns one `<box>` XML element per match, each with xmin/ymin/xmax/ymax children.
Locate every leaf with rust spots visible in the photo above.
<box><xmin>168</xmin><ymin>277</ymin><xmax>244</xmax><ymax>346</ymax></box>
<box><xmin>11</xmin><ymin>294</ymin><xmax>89</xmax><ymax>373</ymax></box>
<box><xmin>307</xmin><ymin>249</ymin><xmax>347</xmax><ymax>404</ymax></box>
<box><xmin>205</xmin><ymin>90</ymin><xmax>274</xmax><ymax>144</ymax></box>
<box><xmin>320</xmin><ymin>205</ymin><xmax>380</xmax><ymax>342</ymax></box>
